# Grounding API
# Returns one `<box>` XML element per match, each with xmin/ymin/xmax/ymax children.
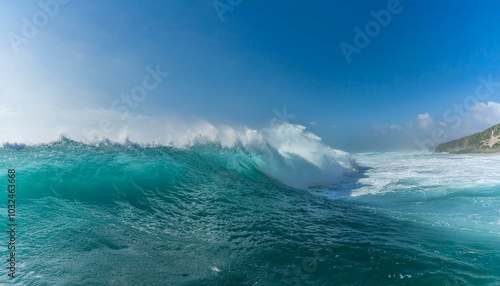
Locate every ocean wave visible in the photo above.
<box><xmin>1</xmin><ymin>122</ymin><xmax>358</xmax><ymax>190</ymax></box>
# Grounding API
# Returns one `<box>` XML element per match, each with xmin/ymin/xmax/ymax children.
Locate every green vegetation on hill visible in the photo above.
<box><xmin>436</xmin><ymin>124</ymin><xmax>500</xmax><ymax>153</ymax></box>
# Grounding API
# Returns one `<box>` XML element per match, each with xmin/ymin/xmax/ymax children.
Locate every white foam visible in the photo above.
<box><xmin>0</xmin><ymin>118</ymin><xmax>359</xmax><ymax>190</ymax></box>
<box><xmin>350</xmin><ymin>152</ymin><xmax>500</xmax><ymax>234</ymax></box>
<box><xmin>352</xmin><ymin>152</ymin><xmax>500</xmax><ymax>197</ymax></box>
<box><xmin>243</xmin><ymin>123</ymin><xmax>358</xmax><ymax>189</ymax></box>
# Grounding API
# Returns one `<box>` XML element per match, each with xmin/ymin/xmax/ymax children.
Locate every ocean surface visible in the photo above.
<box><xmin>1</xmin><ymin>124</ymin><xmax>500</xmax><ymax>285</ymax></box>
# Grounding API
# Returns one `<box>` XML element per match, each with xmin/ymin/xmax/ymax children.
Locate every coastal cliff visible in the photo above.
<box><xmin>436</xmin><ymin>124</ymin><xmax>500</xmax><ymax>153</ymax></box>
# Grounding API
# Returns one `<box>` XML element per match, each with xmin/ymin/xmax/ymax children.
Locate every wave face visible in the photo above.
<box><xmin>2</xmin><ymin>122</ymin><xmax>359</xmax><ymax>190</ymax></box>
<box><xmin>1</xmin><ymin>135</ymin><xmax>500</xmax><ymax>285</ymax></box>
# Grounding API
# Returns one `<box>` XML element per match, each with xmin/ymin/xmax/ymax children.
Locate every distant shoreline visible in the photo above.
<box><xmin>435</xmin><ymin>123</ymin><xmax>500</xmax><ymax>154</ymax></box>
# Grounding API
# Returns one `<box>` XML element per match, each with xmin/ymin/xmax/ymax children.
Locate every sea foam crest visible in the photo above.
<box><xmin>1</xmin><ymin>122</ymin><xmax>358</xmax><ymax>189</ymax></box>
<box><xmin>242</xmin><ymin>123</ymin><xmax>358</xmax><ymax>189</ymax></box>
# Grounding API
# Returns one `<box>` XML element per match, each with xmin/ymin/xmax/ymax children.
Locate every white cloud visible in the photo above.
<box><xmin>415</xmin><ymin>113</ymin><xmax>435</xmax><ymax>131</ymax></box>
<box><xmin>466</xmin><ymin>101</ymin><xmax>500</xmax><ymax>127</ymax></box>
<box><xmin>370</xmin><ymin>101</ymin><xmax>500</xmax><ymax>151</ymax></box>
<box><xmin>0</xmin><ymin>105</ymin><xmax>19</xmax><ymax>117</ymax></box>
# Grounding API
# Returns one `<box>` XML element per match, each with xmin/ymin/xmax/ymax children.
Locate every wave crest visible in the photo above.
<box><xmin>243</xmin><ymin>123</ymin><xmax>358</xmax><ymax>189</ymax></box>
<box><xmin>1</xmin><ymin>122</ymin><xmax>358</xmax><ymax>189</ymax></box>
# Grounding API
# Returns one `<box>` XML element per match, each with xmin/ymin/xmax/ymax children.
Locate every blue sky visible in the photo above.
<box><xmin>2</xmin><ymin>0</ymin><xmax>500</xmax><ymax>151</ymax></box>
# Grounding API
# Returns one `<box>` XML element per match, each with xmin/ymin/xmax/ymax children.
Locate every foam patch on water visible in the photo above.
<box><xmin>350</xmin><ymin>152</ymin><xmax>500</xmax><ymax>234</ymax></box>
<box><xmin>352</xmin><ymin>152</ymin><xmax>500</xmax><ymax>197</ymax></box>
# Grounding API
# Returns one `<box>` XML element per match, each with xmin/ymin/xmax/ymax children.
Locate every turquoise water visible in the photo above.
<box><xmin>1</xmin><ymin>139</ymin><xmax>500</xmax><ymax>285</ymax></box>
